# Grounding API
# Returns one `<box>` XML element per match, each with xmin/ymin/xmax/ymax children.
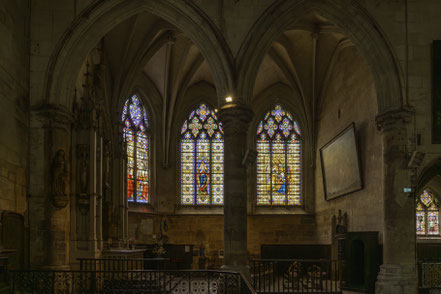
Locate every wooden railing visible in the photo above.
<box><xmin>250</xmin><ymin>259</ymin><xmax>342</xmax><ymax>293</ymax></box>
<box><xmin>9</xmin><ymin>269</ymin><xmax>255</xmax><ymax>294</ymax></box>
<box><xmin>78</xmin><ymin>257</ymin><xmax>169</xmax><ymax>271</ymax></box>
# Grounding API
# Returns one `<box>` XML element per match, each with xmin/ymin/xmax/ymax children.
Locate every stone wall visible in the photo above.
<box><xmin>0</xmin><ymin>0</ymin><xmax>29</xmax><ymax>214</ymax></box>
<box><xmin>314</xmin><ymin>47</ymin><xmax>383</xmax><ymax>244</ymax></box>
<box><xmin>129</xmin><ymin>213</ymin><xmax>316</xmax><ymax>268</ymax></box>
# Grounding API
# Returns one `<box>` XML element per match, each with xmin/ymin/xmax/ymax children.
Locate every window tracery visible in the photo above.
<box><xmin>416</xmin><ymin>189</ymin><xmax>440</xmax><ymax>236</ymax></box>
<box><xmin>122</xmin><ymin>95</ymin><xmax>150</xmax><ymax>203</ymax></box>
<box><xmin>256</xmin><ymin>104</ymin><xmax>301</xmax><ymax>206</ymax></box>
<box><xmin>180</xmin><ymin>104</ymin><xmax>224</xmax><ymax>205</ymax></box>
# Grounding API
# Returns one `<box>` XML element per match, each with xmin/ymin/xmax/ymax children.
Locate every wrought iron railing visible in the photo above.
<box><xmin>250</xmin><ymin>259</ymin><xmax>342</xmax><ymax>293</ymax></box>
<box><xmin>78</xmin><ymin>257</ymin><xmax>169</xmax><ymax>271</ymax></box>
<box><xmin>9</xmin><ymin>269</ymin><xmax>255</xmax><ymax>294</ymax></box>
<box><xmin>418</xmin><ymin>261</ymin><xmax>441</xmax><ymax>293</ymax></box>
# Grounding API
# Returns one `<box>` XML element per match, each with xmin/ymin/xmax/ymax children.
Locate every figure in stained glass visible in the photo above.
<box><xmin>416</xmin><ymin>189</ymin><xmax>440</xmax><ymax>236</ymax></box>
<box><xmin>180</xmin><ymin>104</ymin><xmax>223</xmax><ymax>205</ymax></box>
<box><xmin>256</xmin><ymin>104</ymin><xmax>301</xmax><ymax>206</ymax></box>
<box><xmin>122</xmin><ymin>94</ymin><xmax>150</xmax><ymax>204</ymax></box>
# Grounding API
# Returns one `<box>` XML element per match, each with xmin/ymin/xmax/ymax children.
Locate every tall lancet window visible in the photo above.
<box><xmin>416</xmin><ymin>189</ymin><xmax>440</xmax><ymax>236</ymax></box>
<box><xmin>122</xmin><ymin>95</ymin><xmax>150</xmax><ymax>203</ymax></box>
<box><xmin>180</xmin><ymin>104</ymin><xmax>224</xmax><ymax>205</ymax></box>
<box><xmin>256</xmin><ymin>104</ymin><xmax>301</xmax><ymax>206</ymax></box>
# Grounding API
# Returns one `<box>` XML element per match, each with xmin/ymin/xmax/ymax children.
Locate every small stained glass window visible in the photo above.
<box><xmin>416</xmin><ymin>189</ymin><xmax>440</xmax><ymax>236</ymax></box>
<box><xmin>122</xmin><ymin>95</ymin><xmax>150</xmax><ymax>204</ymax></box>
<box><xmin>180</xmin><ymin>104</ymin><xmax>224</xmax><ymax>205</ymax></box>
<box><xmin>256</xmin><ymin>104</ymin><xmax>301</xmax><ymax>206</ymax></box>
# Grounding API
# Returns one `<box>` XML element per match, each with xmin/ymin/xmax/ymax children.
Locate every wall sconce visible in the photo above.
<box><xmin>225</xmin><ymin>96</ymin><xmax>233</xmax><ymax>103</ymax></box>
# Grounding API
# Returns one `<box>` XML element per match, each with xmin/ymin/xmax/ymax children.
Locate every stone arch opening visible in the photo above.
<box><xmin>236</xmin><ymin>0</ymin><xmax>404</xmax><ymax>113</ymax></box>
<box><xmin>43</xmin><ymin>0</ymin><xmax>234</xmax><ymax>109</ymax></box>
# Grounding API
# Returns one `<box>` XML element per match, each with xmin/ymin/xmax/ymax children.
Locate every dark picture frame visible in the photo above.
<box><xmin>320</xmin><ymin>123</ymin><xmax>363</xmax><ymax>200</ymax></box>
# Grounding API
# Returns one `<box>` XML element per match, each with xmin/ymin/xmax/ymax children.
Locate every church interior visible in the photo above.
<box><xmin>0</xmin><ymin>0</ymin><xmax>441</xmax><ymax>293</ymax></box>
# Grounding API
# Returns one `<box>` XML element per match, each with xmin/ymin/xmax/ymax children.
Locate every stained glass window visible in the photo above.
<box><xmin>122</xmin><ymin>95</ymin><xmax>150</xmax><ymax>204</ymax></box>
<box><xmin>416</xmin><ymin>189</ymin><xmax>440</xmax><ymax>236</ymax></box>
<box><xmin>256</xmin><ymin>104</ymin><xmax>301</xmax><ymax>206</ymax></box>
<box><xmin>180</xmin><ymin>104</ymin><xmax>224</xmax><ymax>205</ymax></box>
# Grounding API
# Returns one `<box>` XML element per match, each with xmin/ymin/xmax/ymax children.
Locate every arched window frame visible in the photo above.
<box><xmin>121</xmin><ymin>94</ymin><xmax>151</xmax><ymax>204</ymax></box>
<box><xmin>254</xmin><ymin>104</ymin><xmax>303</xmax><ymax>207</ymax></box>
<box><xmin>179</xmin><ymin>103</ymin><xmax>224</xmax><ymax>206</ymax></box>
<box><xmin>416</xmin><ymin>188</ymin><xmax>440</xmax><ymax>237</ymax></box>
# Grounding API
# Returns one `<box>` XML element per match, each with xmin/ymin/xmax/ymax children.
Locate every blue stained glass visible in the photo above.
<box><xmin>180</xmin><ymin>103</ymin><xmax>223</xmax><ymax>206</ymax></box>
<box><xmin>181</xmin><ymin>120</ymin><xmax>188</xmax><ymax>134</ymax></box>
<box><xmin>196</xmin><ymin>104</ymin><xmax>209</xmax><ymax>122</ymax></box>
<box><xmin>130</xmin><ymin>103</ymin><xmax>142</xmax><ymax>126</ymax></box>
<box><xmin>122</xmin><ymin>94</ymin><xmax>150</xmax><ymax>204</ymax></box>
<box><xmin>257</xmin><ymin>121</ymin><xmax>263</xmax><ymax>135</ymax></box>
<box><xmin>143</xmin><ymin>109</ymin><xmax>148</xmax><ymax>128</ymax></box>
<box><xmin>264</xmin><ymin>117</ymin><xmax>278</xmax><ymax>138</ymax></box>
<box><xmin>294</xmin><ymin>121</ymin><xmax>301</xmax><ymax>136</ymax></box>
<box><xmin>122</xmin><ymin>100</ymin><xmax>129</xmax><ymax>121</ymax></box>
<box><xmin>256</xmin><ymin>104</ymin><xmax>301</xmax><ymax>206</ymax></box>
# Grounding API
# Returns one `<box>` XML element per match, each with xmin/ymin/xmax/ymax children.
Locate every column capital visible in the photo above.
<box><xmin>375</xmin><ymin>106</ymin><xmax>414</xmax><ymax>132</ymax></box>
<box><xmin>217</xmin><ymin>103</ymin><xmax>254</xmax><ymax>136</ymax></box>
<box><xmin>32</xmin><ymin>104</ymin><xmax>74</xmax><ymax>130</ymax></box>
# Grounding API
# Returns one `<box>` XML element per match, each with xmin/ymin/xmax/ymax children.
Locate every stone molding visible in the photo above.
<box><xmin>236</xmin><ymin>0</ymin><xmax>405</xmax><ymax>112</ymax></box>
<box><xmin>43</xmin><ymin>0</ymin><xmax>234</xmax><ymax>108</ymax></box>
<box><xmin>217</xmin><ymin>103</ymin><xmax>254</xmax><ymax>137</ymax></box>
<box><xmin>375</xmin><ymin>106</ymin><xmax>414</xmax><ymax>133</ymax></box>
<box><xmin>33</xmin><ymin>104</ymin><xmax>74</xmax><ymax>130</ymax></box>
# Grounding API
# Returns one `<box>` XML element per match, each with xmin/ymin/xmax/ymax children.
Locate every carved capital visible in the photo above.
<box><xmin>217</xmin><ymin>103</ymin><xmax>253</xmax><ymax>137</ymax></box>
<box><xmin>375</xmin><ymin>107</ymin><xmax>414</xmax><ymax>133</ymax></box>
<box><xmin>33</xmin><ymin>104</ymin><xmax>74</xmax><ymax>130</ymax></box>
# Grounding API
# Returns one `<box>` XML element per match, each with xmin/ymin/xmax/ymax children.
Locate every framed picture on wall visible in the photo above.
<box><xmin>320</xmin><ymin>123</ymin><xmax>363</xmax><ymax>200</ymax></box>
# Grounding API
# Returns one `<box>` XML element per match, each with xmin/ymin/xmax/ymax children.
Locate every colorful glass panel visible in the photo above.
<box><xmin>428</xmin><ymin>211</ymin><xmax>439</xmax><ymax>235</ymax></box>
<box><xmin>421</xmin><ymin>190</ymin><xmax>432</xmax><ymax>207</ymax></box>
<box><xmin>256</xmin><ymin>104</ymin><xmax>301</xmax><ymax>206</ymax></box>
<box><xmin>180</xmin><ymin>104</ymin><xmax>224</xmax><ymax>205</ymax></box>
<box><xmin>122</xmin><ymin>95</ymin><xmax>150</xmax><ymax>203</ymax></box>
<box><xmin>416</xmin><ymin>189</ymin><xmax>440</xmax><ymax>236</ymax></box>
<box><xmin>416</xmin><ymin>211</ymin><xmax>425</xmax><ymax>235</ymax></box>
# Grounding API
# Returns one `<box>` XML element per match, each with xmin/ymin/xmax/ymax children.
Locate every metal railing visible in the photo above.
<box><xmin>9</xmin><ymin>269</ymin><xmax>255</xmax><ymax>294</ymax></box>
<box><xmin>78</xmin><ymin>258</ymin><xmax>169</xmax><ymax>271</ymax></box>
<box><xmin>250</xmin><ymin>259</ymin><xmax>342</xmax><ymax>293</ymax></box>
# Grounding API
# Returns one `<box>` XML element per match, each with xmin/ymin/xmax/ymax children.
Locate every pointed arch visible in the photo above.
<box><xmin>256</xmin><ymin>104</ymin><xmax>302</xmax><ymax>206</ymax></box>
<box><xmin>180</xmin><ymin>104</ymin><xmax>224</xmax><ymax>205</ymax></box>
<box><xmin>416</xmin><ymin>189</ymin><xmax>440</xmax><ymax>236</ymax></box>
<box><xmin>122</xmin><ymin>94</ymin><xmax>150</xmax><ymax>203</ymax></box>
<box><xmin>43</xmin><ymin>0</ymin><xmax>234</xmax><ymax>109</ymax></box>
<box><xmin>236</xmin><ymin>0</ymin><xmax>404</xmax><ymax>112</ymax></box>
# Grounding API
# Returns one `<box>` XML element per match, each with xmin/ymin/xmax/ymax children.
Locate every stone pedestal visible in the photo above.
<box><xmin>375</xmin><ymin>108</ymin><xmax>417</xmax><ymax>294</ymax></box>
<box><xmin>218</xmin><ymin>103</ymin><xmax>253</xmax><ymax>274</ymax></box>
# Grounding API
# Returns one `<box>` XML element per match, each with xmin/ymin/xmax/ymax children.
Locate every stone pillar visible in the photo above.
<box><xmin>218</xmin><ymin>103</ymin><xmax>253</xmax><ymax>273</ymax></box>
<box><xmin>375</xmin><ymin>108</ymin><xmax>417</xmax><ymax>294</ymax></box>
<box><xmin>107</xmin><ymin>126</ymin><xmax>128</xmax><ymax>248</ymax></box>
<box><xmin>29</xmin><ymin>105</ymin><xmax>73</xmax><ymax>269</ymax></box>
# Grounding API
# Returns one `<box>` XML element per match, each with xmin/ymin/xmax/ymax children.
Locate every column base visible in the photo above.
<box><xmin>375</xmin><ymin>263</ymin><xmax>417</xmax><ymax>294</ymax></box>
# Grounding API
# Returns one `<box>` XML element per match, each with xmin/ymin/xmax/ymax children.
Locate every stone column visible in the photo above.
<box><xmin>218</xmin><ymin>103</ymin><xmax>253</xmax><ymax>273</ymax></box>
<box><xmin>107</xmin><ymin>126</ymin><xmax>128</xmax><ymax>248</ymax></box>
<box><xmin>29</xmin><ymin>105</ymin><xmax>73</xmax><ymax>269</ymax></box>
<box><xmin>375</xmin><ymin>108</ymin><xmax>417</xmax><ymax>294</ymax></box>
